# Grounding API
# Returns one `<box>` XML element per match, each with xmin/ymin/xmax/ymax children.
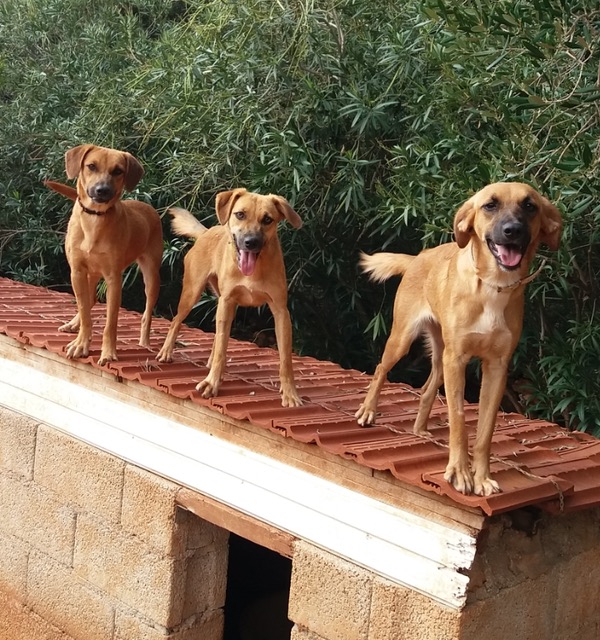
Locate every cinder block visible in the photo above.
<box><xmin>34</xmin><ymin>425</ymin><xmax>124</xmax><ymax>523</ymax></box>
<box><xmin>460</xmin><ymin>573</ymin><xmax>555</xmax><ymax>640</ymax></box>
<box><xmin>369</xmin><ymin>577</ymin><xmax>461</xmax><ymax>640</ymax></box>
<box><xmin>0</xmin><ymin>406</ymin><xmax>38</xmax><ymax>479</ymax></box>
<box><xmin>0</xmin><ymin>530</ymin><xmax>29</xmax><ymax>602</ymax></box>
<box><xmin>548</xmin><ymin>546</ymin><xmax>600</xmax><ymax>640</ymax></box>
<box><xmin>184</xmin><ymin>509</ymin><xmax>229</xmax><ymax>551</ymax></box>
<box><xmin>114</xmin><ymin>608</ymin><xmax>224</xmax><ymax>640</ymax></box>
<box><xmin>121</xmin><ymin>465</ymin><xmax>186</xmax><ymax>555</ymax></box>
<box><xmin>0</xmin><ymin>589</ymin><xmax>74</xmax><ymax>640</ymax></box>
<box><xmin>74</xmin><ymin>513</ymin><xmax>186</xmax><ymax>627</ymax></box>
<box><xmin>289</xmin><ymin>541</ymin><xmax>372</xmax><ymax>640</ymax></box>
<box><xmin>182</xmin><ymin>546</ymin><xmax>228</xmax><ymax>619</ymax></box>
<box><xmin>291</xmin><ymin>626</ymin><xmax>327</xmax><ymax>640</ymax></box>
<box><xmin>114</xmin><ymin>608</ymin><xmax>169</xmax><ymax>640</ymax></box>
<box><xmin>0</xmin><ymin>474</ymin><xmax>76</xmax><ymax>564</ymax></box>
<box><xmin>27</xmin><ymin>550</ymin><xmax>114</xmax><ymax>640</ymax></box>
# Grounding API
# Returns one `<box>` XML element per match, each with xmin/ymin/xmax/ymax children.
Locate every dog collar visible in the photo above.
<box><xmin>77</xmin><ymin>199</ymin><xmax>108</xmax><ymax>216</ymax></box>
<box><xmin>481</xmin><ymin>259</ymin><xmax>547</xmax><ymax>293</ymax></box>
<box><xmin>471</xmin><ymin>244</ymin><xmax>547</xmax><ymax>292</ymax></box>
<box><xmin>492</xmin><ymin>259</ymin><xmax>547</xmax><ymax>292</ymax></box>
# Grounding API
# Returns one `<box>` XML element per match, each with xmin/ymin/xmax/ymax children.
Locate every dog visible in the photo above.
<box><xmin>355</xmin><ymin>182</ymin><xmax>562</xmax><ymax>496</ymax></box>
<box><xmin>156</xmin><ymin>188</ymin><xmax>303</xmax><ymax>407</ymax></box>
<box><xmin>45</xmin><ymin>144</ymin><xmax>163</xmax><ymax>365</ymax></box>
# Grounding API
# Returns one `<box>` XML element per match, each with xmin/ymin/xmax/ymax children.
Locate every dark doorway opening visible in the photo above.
<box><xmin>224</xmin><ymin>533</ymin><xmax>293</xmax><ymax>640</ymax></box>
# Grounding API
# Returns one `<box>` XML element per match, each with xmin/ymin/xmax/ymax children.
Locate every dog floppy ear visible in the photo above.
<box><xmin>123</xmin><ymin>152</ymin><xmax>144</xmax><ymax>191</ymax></box>
<box><xmin>65</xmin><ymin>144</ymin><xmax>95</xmax><ymax>180</ymax></box>
<box><xmin>453</xmin><ymin>197</ymin><xmax>476</xmax><ymax>248</ymax></box>
<box><xmin>270</xmin><ymin>195</ymin><xmax>302</xmax><ymax>229</ymax></box>
<box><xmin>215</xmin><ymin>188</ymin><xmax>247</xmax><ymax>225</ymax></box>
<box><xmin>538</xmin><ymin>196</ymin><xmax>562</xmax><ymax>251</ymax></box>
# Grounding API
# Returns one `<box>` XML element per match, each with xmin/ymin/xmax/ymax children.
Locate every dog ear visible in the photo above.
<box><xmin>123</xmin><ymin>153</ymin><xmax>144</xmax><ymax>191</ymax></box>
<box><xmin>270</xmin><ymin>195</ymin><xmax>303</xmax><ymax>229</ymax></box>
<box><xmin>539</xmin><ymin>197</ymin><xmax>562</xmax><ymax>251</ymax></box>
<box><xmin>65</xmin><ymin>144</ymin><xmax>95</xmax><ymax>180</ymax></box>
<box><xmin>453</xmin><ymin>197</ymin><xmax>476</xmax><ymax>248</ymax></box>
<box><xmin>215</xmin><ymin>188</ymin><xmax>247</xmax><ymax>225</ymax></box>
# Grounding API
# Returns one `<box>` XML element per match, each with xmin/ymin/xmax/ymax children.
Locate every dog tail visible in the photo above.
<box><xmin>44</xmin><ymin>180</ymin><xmax>78</xmax><ymax>202</ymax></box>
<box><xmin>359</xmin><ymin>251</ymin><xmax>416</xmax><ymax>282</ymax></box>
<box><xmin>168</xmin><ymin>207</ymin><xmax>207</xmax><ymax>239</ymax></box>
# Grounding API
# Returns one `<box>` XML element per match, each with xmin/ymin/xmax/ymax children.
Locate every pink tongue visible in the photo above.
<box><xmin>239</xmin><ymin>251</ymin><xmax>258</xmax><ymax>276</ymax></box>
<box><xmin>497</xmin><ymin>245</ymin><xmax>522</xmax><ymax>267</ymax></box>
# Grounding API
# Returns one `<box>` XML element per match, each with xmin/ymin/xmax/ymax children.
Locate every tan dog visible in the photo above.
<box><xmin>356</xmin><ymin>182</ymin><xmax>562</xmax><ymax>496</ymax></box>
<box><xmin>45</xmin><ymin>144</ymin><xmax>163</xmax><ymax>365</ymax></box>
<box><xmin>157</xmin><ymin>188</ymin><xmax>303</xmax><ymax>407</ymax></box>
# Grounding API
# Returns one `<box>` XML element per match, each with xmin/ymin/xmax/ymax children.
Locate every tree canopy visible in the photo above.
<box><xmin>1</xmin><ymin>0</ymin><xmax>599</xmax><ymax>432</ymax></box>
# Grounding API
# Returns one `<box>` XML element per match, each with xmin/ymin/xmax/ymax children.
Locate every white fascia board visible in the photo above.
<box><xmin>0</xmin><ymin>355</ymin><xmax>476</xmax><ymax>608</ymax></box>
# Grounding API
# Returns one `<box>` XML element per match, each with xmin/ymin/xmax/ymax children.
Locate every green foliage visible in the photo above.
<box><xmin>0</xmin><ymin>0</ymin><xmax>599</xmax><ymax>432</ymax></box>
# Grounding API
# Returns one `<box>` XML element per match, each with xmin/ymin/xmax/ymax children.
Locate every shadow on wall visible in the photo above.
<box><xmin>225</xmin><ymin>534</ymin><xmax>293</xmax><ymax>640</ymax></box>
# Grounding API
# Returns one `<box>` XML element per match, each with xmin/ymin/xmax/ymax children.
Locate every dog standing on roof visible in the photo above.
<box><xmin>45</xmin><ymin>144</ymin><xmax>163</xmax><ymax>365</ymax></box>
<box><xmin>157</xmin><ymin>188</ymin><xmax>303</xmax><ymax>408</ymax></box>
<box><xmin>356</xmin><ymin>182</ymin><xmax>562</xmax><ymax>496</ymax></box>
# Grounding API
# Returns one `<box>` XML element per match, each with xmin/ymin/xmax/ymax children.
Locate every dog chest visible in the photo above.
<box><xmin>470</xmin><ymin>291</ymin><xmax>512</xmax><ymax>335</ymax></box>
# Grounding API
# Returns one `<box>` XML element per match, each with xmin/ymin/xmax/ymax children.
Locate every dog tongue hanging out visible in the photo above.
<box><xmin>157</xmin><ymin>188</ymin><xmax>304</xmax><ymax>408</ymax></box>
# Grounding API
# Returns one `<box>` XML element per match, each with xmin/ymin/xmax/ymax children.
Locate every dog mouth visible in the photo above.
<box><xmin>236</xmin><ymin>247</ymin><xmax>261</xmax><ymax>276</ymax></box>
<box><xmin>486</xmin><ymin>239</ymin><xmax>524</xmax><ymax>271</ymax></box>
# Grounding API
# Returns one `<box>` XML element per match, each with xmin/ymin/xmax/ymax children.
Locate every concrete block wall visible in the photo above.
<box><xmin>0</xmin><ymin>406</ymin><xmax>228</xmax><ymax>640</ymax></box>
<box><xmin>3</xmin><ymin>402</ymin><xmax>600</xmax><ymax>640</ymax></box>
<box><xmin>288</xmin><ymin>511</ymin><xmax>600</xmax><ymax>640</ymax></box>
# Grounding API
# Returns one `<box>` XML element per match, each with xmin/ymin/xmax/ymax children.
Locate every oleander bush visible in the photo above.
<box><xmin>0</xmin><ymin>0</ymin><xmax>599</xmax><ymax>432</ymax></box>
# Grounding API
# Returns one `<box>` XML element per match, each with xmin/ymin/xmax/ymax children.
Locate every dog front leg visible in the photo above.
<box><xmin>270</xmin><ymin>303</ymin><xmax>302</xmax><ymax>407</ymax></box>
<box><xmin>471</xmin><ymin>358</ymin><xmax>507</xmax><ymax>496</ymax></box>
<box><xmin>196</xmin><ymin>298</ymin><xmax>236</xmax><ymax>398</ymax></box>
<box><xmin>356</xmin><ymin>324</ymin><xmax>415</xmax><ymax>426</ymax></box>
<box><xmin>98</xmin><ymin>273</ymin><xmax>122</xmax><ymax>365</ymax></box>
<box><xmin>442</xmin><ymin>349</ymin><xmax>473</xmax><ymax>494</ymax></box>
<box><xmin>65</xmin><ymin>267</ymin><xmax>94</xmax><ymax>359</ymax></box>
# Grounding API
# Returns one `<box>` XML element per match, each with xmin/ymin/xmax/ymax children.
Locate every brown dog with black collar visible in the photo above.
<box><xmin>157</xmin><ymin>188</ymin><xmax>303</xmax><ymax>407</ymax></box>
<box><xmin>356</xmin><ymin>182</ymin><xmax>562</xmax><ymax>496</ymax></box>
<box><xmin>45</xmin><ymin>144</ymin><xmax>163</xmax><ymax>365</ymax></box>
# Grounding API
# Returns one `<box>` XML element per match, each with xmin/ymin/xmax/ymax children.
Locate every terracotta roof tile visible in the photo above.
<box><xmin>0</xmin><ymin>276</ymin><xmax>598</xmax><ymax>516</ymax></box>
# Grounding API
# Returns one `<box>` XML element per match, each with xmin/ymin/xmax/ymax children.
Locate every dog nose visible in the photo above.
<box><xmin>90</xmin><ymin>183</ymin><xmax>114</xmax><ymax>201</ymax></box>
<box><xmin>501</xmin><ymin>220</ymin><xmax>524</xmax><ymax>241</ymax></box>
<box><xmin>243</xmin><ymin>235</ymin><xmax>263</xmax><ymax>252</ymax></box>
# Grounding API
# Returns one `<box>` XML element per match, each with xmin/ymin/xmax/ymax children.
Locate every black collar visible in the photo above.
<box><xmin>77</xmin><ymin>199</ymin><xmax>108</xmax><ymax>216</ymax></box>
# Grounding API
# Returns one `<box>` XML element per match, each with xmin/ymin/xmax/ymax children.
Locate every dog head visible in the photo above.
<box><xmin>454</xmin><ymin>182</ymin><xmax>562</xmax><ymax>271</ymax></box>
<box><xmin>65</xmin><ymin>144</ymin><xmax>144</xmax><ymax>212</ymax></box>
<box><xmin>215</xmin><ymin>188</ymin><xmax>302</xmax><ymax>276</ymax></box>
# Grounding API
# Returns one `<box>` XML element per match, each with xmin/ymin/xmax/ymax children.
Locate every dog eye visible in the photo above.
<box><xmin>111</xmin><ymin>168</ymin><xmax>124</xmax><ymax>176</ymax></box>
<box><xmin>86</xmin><ymin>163</ymin><xmax>97</xmax><ymax>172</ymax></box>
<box><xmin>234</xmin><ymin>211</ymin><xmax>246</xmax><ymax>220</ymax></box>
<box><xmin>522</xmin><ymin>199</ymin><xmax>536</xmax><ymax>212</ymax></box>
<box><xmin>482</xmin><ymin>201</ymin><xmax>497</xmax><ymax>212</ymax></box>
<box><xmin>262</xmin><ymin>215</ymin><xmax>274</xmax><ymax>225</ymax></box>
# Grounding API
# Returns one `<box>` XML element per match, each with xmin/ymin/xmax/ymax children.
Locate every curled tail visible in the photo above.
<box><xmin>168</xmin><ymin>207</ymin><xmax>207</xmax><ymax>240</ymax></box>
<box><xmin>359</xmin><ymin>251</ymin><xmax>416</xmax><ymax>282</ymax></box>
<box><xmin>44</xmin><ymin>180</ymin><xmax>77</xmax><ymax>202</ymax></box>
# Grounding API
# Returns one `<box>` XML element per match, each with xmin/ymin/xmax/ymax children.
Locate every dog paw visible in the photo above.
<box><xmin>473</xmin><ymin>476</ymin><xmax>501</xmax><ymax>496</ymax></box>
<box><xmin>281</xmin><ymin>389</ymin><xmax>303</xmax><ymax>408</ymax></box>
<box><xmin>65</xmin><ymin>337</ymin><xmax>90</xmax><ymax>359</ymax></box>
<box><xmin>355</xmin><ymin>404</ymin><xmax>376</xmax><ymax>426</ymax></box>
<box><xmin>59</xmin><ymin>321</ymin><xmax>79</xmax><ymax>334</ymax></box>
<box><xmin>98</xmin><ymin>350</ymin><xmax>118</xmax><ymax>366</ymax></box>
<box><xmin>156</xmin><ymin>348</ymin><xmax>173</xmax><ymax>363</ymax></box>
<box><xmin>444</xmin><ymin>463</ymin><xmax>474</xmax><ymax>495</ymax></box>
<box><xmin>196</xmin><ymin>378</ymin><xmax>219</xmax><ymax>398</ymax></box>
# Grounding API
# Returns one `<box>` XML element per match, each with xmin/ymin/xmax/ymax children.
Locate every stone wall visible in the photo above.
<box><xmin>2</xmin><ymin>403</ymin><xmax>600</xmax><ymax>640</ymax></box>
<box><xmin>288</xmin><ymin>514</ymin><xmax>600</xmax><ymax>640</ymax></box>
<box><xmin>0</xmin><ymin>406</ymin><xmax>227</xmax><ymax>640</ymax></box>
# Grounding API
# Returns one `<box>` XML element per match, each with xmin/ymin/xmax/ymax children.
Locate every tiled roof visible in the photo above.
<box><xmin>0</xmin><ymin>276</ymin><xmax>597</xmax><ymax>516</ymax></box>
